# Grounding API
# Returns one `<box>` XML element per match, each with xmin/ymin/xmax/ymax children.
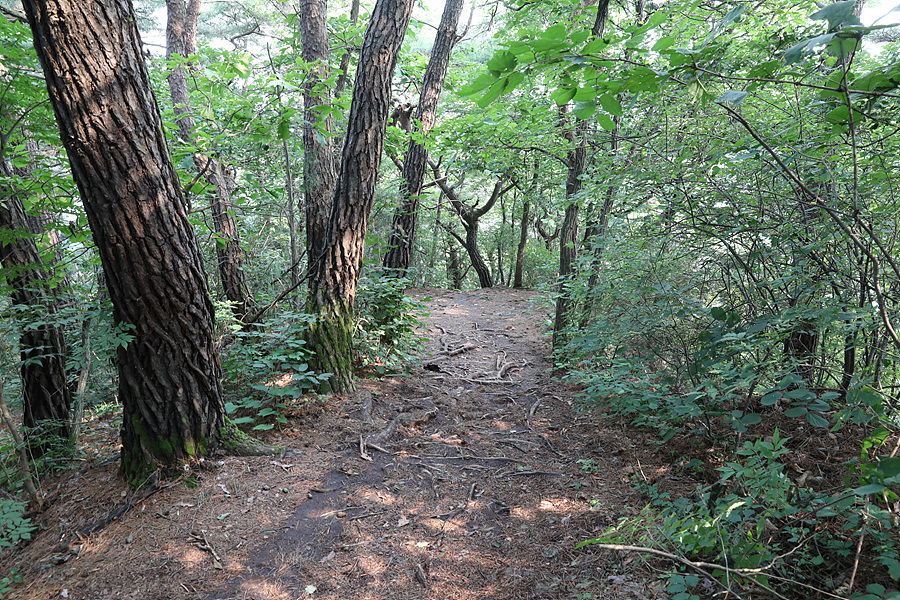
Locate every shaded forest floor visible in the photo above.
<box><xmin>2</xmin><ymin>287</ymin><xmax>679</xmax><ymax>599</ymax></box>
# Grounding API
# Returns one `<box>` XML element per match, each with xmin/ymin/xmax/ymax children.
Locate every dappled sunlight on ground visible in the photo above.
<box><xmin>3</xmin><ymin>288</ymin><xmax>665</xmax><ymax>600</ymax></box>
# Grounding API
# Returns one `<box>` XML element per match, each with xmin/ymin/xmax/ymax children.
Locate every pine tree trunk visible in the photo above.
<box><xmin>0</xmin><ymin>171</ymin><xmax>71</xmax><ymax>447</ymax></box>
<box><xmin>306</xmin><ymin>0</ymin><xmax>414</xmax><ymax>393</ymax></box>
<box><xmin>300</xmin><ymin>0</ymin><xmax>338</xmax><ymax>283</ymax></box>
<box><xmin>382</xmin><ymin>0</ymin><xmax>464</xmax><ymax>275</ymax></box>
<box><xmin>25</xmin><ymin>0</ymin><xmax>227</xmax><ymax>481</ymax></box>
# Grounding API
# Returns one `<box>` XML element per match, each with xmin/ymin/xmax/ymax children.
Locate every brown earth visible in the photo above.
<box><xmin>1</xmin><ymin>287</ymin><xmax>674</xmax><ymax>600</ymax></box>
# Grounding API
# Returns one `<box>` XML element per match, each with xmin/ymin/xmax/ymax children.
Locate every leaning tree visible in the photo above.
<box><xmin>24</xmin><ymin>0</ymin><xmax>232</xmax><ymax>481</ymax></box>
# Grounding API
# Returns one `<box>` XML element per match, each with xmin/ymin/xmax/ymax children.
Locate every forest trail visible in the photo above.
<box><xmin>4</xmin><ymin>288</ymin><xmax>666</xmax><ymax>600</ymax></box>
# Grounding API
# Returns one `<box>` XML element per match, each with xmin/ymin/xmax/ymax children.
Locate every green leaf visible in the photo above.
<box><xmin>710</xmin><ymin>307</ymin><xmax>727</xmax><ymax>321</ymax></box>
<box><xmin>460</xmin><ymin>72</ymin><xmax>499</xmax><ymax>96</ymax></box>
<box><xmin>477</xmin><ymin>77</ymin><xmax>507</xmax><ymax>108</ymax></box>
<box><xmin>811</xmin><ymin>1</ymin><xmax>862</xmax><ymax>31</ymax></box>
<box><xmin>716</xmin><ymin>90</ymin><xmax>748</xmax><ymax>105</ymax></box>
<box><xmin>652</xmin><ymin>36</ymin><xmax>676</xmax><ymax>51</ymax></box>
<box><xmin>806</xmin><ymin>412</ymin><xmax>830</xmax><ymax>428</ymax></box>
<box><xmin>784</xmin><ymin>407</ymin><xmax>807</xmax><ymax>418</ymax></box>
<box><xmin>877</xmin><ymin>456</ymin><xmax>900</xmax><ymax>479</ymax></box>
<box><xmin>253</xmin><ymin>423</ymin><xmax>275</xmax><ymax>431</ymax></box>
<box><xmin>596</xmin><ymin>114</ymin><xmax>616</xmax><ymax>130</ymax></box>
<box><xmin>504</xmin><ymin>72</ymin><xmax>526</xmax><ymax>95</ymax></box>
<box><xmin>277</xmin><ymin>120</ymin><xmax>291</xmax><ymax>140</ymax></box>
<box><xmin>760</xmin><ymin>392</ymin><xmax>781</xmax><ymax>406</ymax></box>
<box><xmin>740</xmin><ymin>413</ymin><xmax>762</xmax><ymax>426</ymax></box>
<box><xmin>784</xmin><ymin>388</ymin><xmax>813</xmax><ymax>400</ymax></box>
<box><xmin>853</xmin><ymin>483</ymin><xmax>886</xmax><ymax>496</ymax></box>
<box><xmin>486</xmin><ymin>50</ymin><xmax>517</xmax><ymax>74</ymax></box>
<box><xmin>784</xmin><ymin>33</ymin><xmax>836</xmax><ymax>65</ymax></box>
<box><xmin>598</xmin><ymin>93</ymin><xmax>623</xmax><ymax>116</ymax></box>
<box><xmin>552</xmin><ymin>86</ymin><xmax>578</xmax><ymax>105</ymax></box>
<box><xmin>643</xmin><ymin>9</ymin><xmax>668</xmax><ymax>31</ymax></box>
<box><xmin>573</xmin><ymin>101</ymin><xmax>596</xmax><ymax>119</ymax></box>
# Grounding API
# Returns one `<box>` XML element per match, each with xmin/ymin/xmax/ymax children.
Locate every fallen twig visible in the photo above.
<box><xmin>414</xmin><ymin>563</ymin><xmax>430</xmax><ymax>588</ymax></box>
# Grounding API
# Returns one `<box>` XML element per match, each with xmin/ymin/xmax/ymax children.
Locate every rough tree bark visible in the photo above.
<box><xmin>0</xmin><ymin>164</ymin><xmax>72</xmax><ymax>447</ymax></box>
<box><xmin>166</xmin><ymin>0</ymin><xmax>252</xmax><ymax>323</ymax></box>
<box><xmin>305</xmin><ymin>0</ymin><xmax>414</xmax><ymax>393</ymax></box>
<box><xmin>299</xmin><ymin>0</ymin><xmax>337</xmax><ymax>282</ymax></box>
<box><xmin>25</xmin><ymin>0</ymin><xmax>229</xmax><ymax>481</ymax></box>
<box><xmin>382</xmin><ymin>0</ymin><xmax>464</xmax><ymax>275</ymax></box>
<box><xmin>552</xmin><ymin>108</ymin><xmax>588</xmax><ymax>350</ymax></box>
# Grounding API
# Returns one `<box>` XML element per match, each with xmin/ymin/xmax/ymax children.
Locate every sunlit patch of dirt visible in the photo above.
<box><xmin>2</xmin><ymin>287</ymin><xmax>670</xmax><ymax>600</ymax></box>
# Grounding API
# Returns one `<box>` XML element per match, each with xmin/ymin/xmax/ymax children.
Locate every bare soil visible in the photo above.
<box><xmin>2</xmin><ymin>287</ymin><xmax>674</xmax><ymax>599</ymax></box>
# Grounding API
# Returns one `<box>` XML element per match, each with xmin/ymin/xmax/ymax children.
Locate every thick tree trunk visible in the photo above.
<box><xmin>166</xmin><ymin>0</ymin><xmax>252</xmax><ymax>323</ymax></box>
<box><xmin>382</xmin><ymin>0</ymin><xmax>464</xmax><ymax>275</ymax></box>
<box><xmin>306</xmin><ymin>0</ymin><xmax>414</xmax><ymax>393</ymax></box>
<box><xmin>0</xmin><ymin>168</ymin><xmax>71</xmax><ymax>447</ymax></box>
<box><xmin>300</xmin><ymin>0</ymin><xmax>338</xmax><ymax>283</ymax></box>
<box><xmin>552</xmin><ymin>112</ymin><xmax>588</xmax><ymax>350</ymax></box>
<box><xmin>25</xmin><ymin>0</ymin><xmax>227</xmax><ymax>481</ymax></box>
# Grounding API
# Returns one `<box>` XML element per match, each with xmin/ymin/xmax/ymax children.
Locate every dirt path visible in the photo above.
<box><xmin>3</xmin><ymin>288</ymin><xmax>663</xmax><ymax>600</ymax></box>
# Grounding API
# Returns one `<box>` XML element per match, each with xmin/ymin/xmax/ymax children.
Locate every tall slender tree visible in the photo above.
<box><xmin>165</xmin><ymin>0</ymin><xmax>253</xmax><ymax>323</ymax></box>
<box><xmin>305</xmin><ymin>0</ymin><xmax>414</xmax><ymax>392</ymax></box>
<box><xmin>552</xmin><ymin>108</ymin><xmax>587</xmax><ymax>349</ymax></box>
<box><xmin>299</xmin><ymin>0</ymin><xmax>337</xmax><ymax>282</ymax></box>
<box><xmin>382</xmin><ymin>0</ymin><xmax>465</xmax><ymax>275</ymax></box>
<box><xmin>24</xmin><ymin>0</ymin><xmax>230</xmax><ymax>480</ymax></box>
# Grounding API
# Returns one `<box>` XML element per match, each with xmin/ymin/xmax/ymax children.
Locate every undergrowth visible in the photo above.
<box><xmin>558</xmin><ymin>242</ymin><xmax>900</xmax><ymax>598</ymax></box>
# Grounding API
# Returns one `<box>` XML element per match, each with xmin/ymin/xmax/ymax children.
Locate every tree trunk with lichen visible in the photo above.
<box><xmin>25</xmin><ymin>0</ymin><xmax>229</xmax><ymax>482</ymax></box>
<box><xmin>305</xmin><ymin>0</ymin><xmax>414</xmax><ymax>393</ymax></box>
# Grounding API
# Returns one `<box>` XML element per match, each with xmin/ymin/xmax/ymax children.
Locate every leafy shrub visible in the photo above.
<box><xmin>354</xmin><ymin>271</ymin><xmax>428</xmax><ymax>372</ymax></box>
<box><xmin>0</xmin><ymin>499</ymin><xmax>34</xmax><ymax>551</ymax></box>
<box><xmin>221</xmin><ymin>310</ymin><xmax>330</xmax><ymax>430</ymax></box>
